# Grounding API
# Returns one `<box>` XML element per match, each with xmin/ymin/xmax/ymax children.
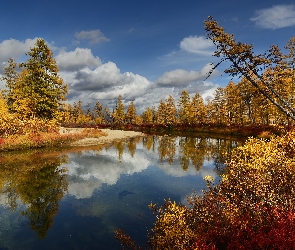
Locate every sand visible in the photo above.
<box><xmin>59</xmin><ymin>127</ymin><xmax>145</xmax><ymax>146</ymax></box>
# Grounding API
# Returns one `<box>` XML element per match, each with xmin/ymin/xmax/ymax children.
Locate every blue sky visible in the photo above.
<box><xmin>0</xmin><ymin>0</ymin><xmax>295</xmax><ymax>112</ymax></box>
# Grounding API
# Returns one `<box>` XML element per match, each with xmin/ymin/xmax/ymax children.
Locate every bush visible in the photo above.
<box><xmin>116</xmin><ymin>132</ymin><xmax>295</xmax><ymax>249</ymax></box>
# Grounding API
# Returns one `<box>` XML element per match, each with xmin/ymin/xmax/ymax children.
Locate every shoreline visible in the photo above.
<box><xmin>59</xmin><ymin>128</ymin><xmax>146</xmax><ymax>146</ymax></box>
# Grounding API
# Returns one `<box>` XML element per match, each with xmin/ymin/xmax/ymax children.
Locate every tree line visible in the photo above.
<box><xmin>59</xmin><ymin>74</ymin><xmax>295</xmax><ymax>128</ymax></box>
<box><xmin>0</xmin><ymin>17</ymin><xmax>294</xmax><ymax>137</ymax></box>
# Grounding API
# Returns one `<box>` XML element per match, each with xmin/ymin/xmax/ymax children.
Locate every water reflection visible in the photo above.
<box><xmin>0</xmin><ymin>134</ymin><xmax>243</xmax><ymax>249</ymax></box>
<box><xmin>66</xmin><ymin>135</ymin><xmax>242</xmax><ymax>198</ymax></box>
<box><xmin>0</xmin><ymin>151</ymin><xmax>68</xmax><ymax>239</ymax></box>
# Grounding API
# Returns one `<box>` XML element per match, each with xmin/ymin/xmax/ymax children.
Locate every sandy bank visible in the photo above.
<box><xmin>59</xmin><ymin>128</ymin><xmax>145</xmax><ymax>146</ymax></box>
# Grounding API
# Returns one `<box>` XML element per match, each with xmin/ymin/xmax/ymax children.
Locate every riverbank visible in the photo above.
<box><xmin>60</xmin><ymin>127</ymin><xmax>145</xmax><ymax>146</ymax></box>
<box><xmin>113</xmin><ymin>123</ymin><xmax>287</xmax><ymax>139</ymax></box>
<box><xmin>0</xmin><ymin>128</ymin><xmax>145</xmax><ymax>152</ymax></box>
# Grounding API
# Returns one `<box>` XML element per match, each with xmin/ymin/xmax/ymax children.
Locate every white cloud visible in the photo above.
<box><xmin>74</xmin><ymin>30</ymin><xmax>110</xmax><ymax>45</ymax></box>
<box><xmin>55</xmin><ymin>48</ymin><xmax>101</xmax><ymax>71</ymax></box>
<box><xmin>0</xmin><ymin>37</ymin><xmax>219</xmax><ymax>114</ymax></box>
<box><xmin>180</xmin><ymin>36</ymin><xmax>214</xmax><ymax>54</ymax></box>
<box><xmin>65</xmin><ymin>137</ymin><xmax>219</xmax><ymax>199</ymax></box>
<box><xmin>62</xmin><ymin>60</ymin><xmax>152</xmax><ymax>104</ymax></box>
<box><xmin>250</xmin><ymin>4</ymin><xmax>295</xmax><ymax>29</ymax></box>
<box><xmin>157</xmin><ymin>35</ymin><xmax>216</xmax><ymax>67</ymax></box>
<box><xmin>0</xmin><ymin>38</ymin><xmax>38</xmax><ymax>73</ymax></box>
<box><xmin>156</xmin><ymin>64</ymin><xmax>217</xmax><ymax>87</ymax></box>
<box><xmin>57</xmin><ymin>47</ymin><xmax>218</xmax><ymax>113</ymax></box>
<box><xmin>66</xmin><ymin>148</ymin><xmax>150</xmax><ymax>198</ymax></box>
<box><xmin>0</xmin><ymin>38</ymin><xmax>58</xmax><ymax>75</ymax></box>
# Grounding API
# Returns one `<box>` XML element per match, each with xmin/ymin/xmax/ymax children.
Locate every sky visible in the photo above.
<box><xmin>0</xmin><ymin>0</ymin><xmax>295</xmax><ymax>113</ymax></box>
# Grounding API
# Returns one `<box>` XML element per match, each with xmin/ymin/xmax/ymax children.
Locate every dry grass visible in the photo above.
<box><xmin>0</xmin><ymin>128</ymin><xmax>108</xmax><ymax>151</ymax></box>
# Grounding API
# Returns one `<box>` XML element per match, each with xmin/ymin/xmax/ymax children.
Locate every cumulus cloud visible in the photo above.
<box><xmin>0</xmin><ymin>38</ymin><xmax>39</xmax><ymax>73</ymax></box>
<box><xmin>61</xmin><ymin>59</ymin><xmax>151</xmax><ymax>103</ymax></box>
<box><xmin>74</xmin><ymin>30</ymin><xmax>110</xmax><ymax>45</ymax></box>
<box><xmin>250</xmin><ymin>5</ymin><xmax>295</xmax><ymax>29</ymax></box>
<box><xmin>180</xmin><ymin>36</ymin><xmax>214</xmax><ymax>54</ymax></box>
<box><xmin>55</xmin><ymin>48</ymin><xmax>101</xmax><ymax>71</ymax></box>
<box><xmin>72</xmin><ymin>62</ymin><xmax>127</xmax><ymax>91</ymax></box>
<box><xmin>57</xmin><ymin>48</ymin><xmax>218</xmax><ymax>112</ymax></box>
<box><xmin>0</xmin><ymin>35</ymin><xmax>219</xmax><ymax>114</ymax></box>
<box><xmin>156</xmin><ymin>63</ymin><xmax>216</xmax><ymax>87</ymax></box>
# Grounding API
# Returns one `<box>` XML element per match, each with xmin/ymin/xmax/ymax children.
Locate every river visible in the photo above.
<box><xmin>0</xmin><ymin>133</ymin><xmax>244</xmax><ymax>249</ymax></box>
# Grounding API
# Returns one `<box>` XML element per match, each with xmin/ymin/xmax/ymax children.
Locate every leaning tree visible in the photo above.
<box><xmin>204</xmin><ymin>17</ymin><xmax>295</xmax><ymax>121</ymax></box>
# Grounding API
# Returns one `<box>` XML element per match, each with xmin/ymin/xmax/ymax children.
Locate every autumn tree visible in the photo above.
<box><xmin>125</xmin><ymin>101</ymin><xmax>137</xmax><ymax>124</ymax></box>
<box><xmin>205</xmin><ymin>17</ymin><xmax>295</xmax><ymax>121</ymax></box>
<box><xmin>189</xmin><ymin>93</ymin><xmax>207</xmax><ymax>125</ymax></box>
<box><xmin>2</xmin><ymin>39</ymin><xmax>68</xmax><ymax>120</ymax></box>
<box><xmin>103</xmin><ymin>105</ymin><xmax>111</xmax><ymax>124</ymax></box>
<box><xmin>2</xmin><ymin>58</ymin><xmax>19</xmax><ymax>107</ymax></box>
<box><xmin>165</xmin><ymin>95</ymin><xmax>177</xmax><ymax>125</ymax></box>
<box><xmin>72</xmin><ymin>100</ymin><xmax>85</xmax><ymax>123</ymax></box>
<box><xmin>156</xmin><ymin>100</ymin><xmax>167</xmax><ymax>125</ymax></box>
<box><xmin>0</xmin><ymin>93</ymin><xmax>20</xmax><ymax>136</ymax></box>
<box><xmin>178</xmin><ymin>90</ymin><xmax>191</xmax><ymax>124</ymax></box>
<box><xmin>156</xmin><ymin>96</ymin><xmax>177</xmax><ymax>126</ymax></box>
<box><xmin>224</xmin><ymin>81</ymin><xmax>244</xmax><ymax>125</ymax></box>
<box><xmin>141</xmin><ymin>107</ymin><xmax>154</xmax><ymax>124</ymax></box>
<box><xmin>113</xmin><ymin>95</ymin><xmax>125</xmax><ymax>125</ymax></box>
<box><xmin>210</xmin><ymin>87</ymin><xmax>227</xmax><ymax>125</ymax></box>
<box><xmin>94</xmin><ymin>101</ymin><xmax>104</xmax><ymax>124</ymax></box>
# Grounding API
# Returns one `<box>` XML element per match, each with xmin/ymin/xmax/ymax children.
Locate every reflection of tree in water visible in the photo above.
<box><xmin>178</xmin><ymin>137</ymin><xmax>207</xmax><ymax>171</ymax></box>
<box><xmin>114</xmin><ymin>141</ymin><xmax>125</xmax><ymax>162</ymax></box>
<box><xmin>141</xmin><ymin>135</ymin><xmax>243</xmax><ymax>172</ymax></box>
<box><xmin>127</xmin><ymin>137</ymin><xmax>141</xmax><ymax>157</ymax></box>
<box><xmin>142</xmin><ymin>136</ymin><xmax>155</xmax><ymax>151</ymax></box>
<box><xmin>211</xmin><ymin>139</ymin><xmax>241</xmax><ymax>174</ymax></box>
<box><xmin>0</xmin><ymin>151</ymin><xmax>68</xmax><ymax>239</ymax></box>
<box><xmin>157</xmin><ymin>136</ymin><xmax>177</xmax><ymax>165</ymax></box>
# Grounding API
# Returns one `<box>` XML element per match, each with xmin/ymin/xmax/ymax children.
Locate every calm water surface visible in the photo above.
<box><xmin>0</xmin><ymin>134</ymin><xmax>243</xmax><ymax>249</ymax></box>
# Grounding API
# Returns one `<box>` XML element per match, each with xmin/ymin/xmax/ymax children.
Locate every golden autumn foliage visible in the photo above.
<box><xmin>205</xmin><ymin>16</ymin><xmax>295</xmax><ymax>122</ymax></box>
<box><xmin>116</xmin><ymin>132</ymin><xmax>295</xmax><ymax>249</ymax></box>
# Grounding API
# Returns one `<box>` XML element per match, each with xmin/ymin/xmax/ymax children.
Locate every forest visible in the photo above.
<box><xmin>1</xmin><ymin>20</ymin><xmax>295</xmax><ymax>141</ymax></box>
<box><xmin>1</xmin><ymin>16</ymin><xmax>295</xmax><ymax>249</ymax></box>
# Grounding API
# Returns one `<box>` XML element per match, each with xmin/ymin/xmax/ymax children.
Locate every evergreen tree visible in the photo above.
<box><xmin>3</xmin><ymin>39</ymin><xmax>68</xmax><ymax>120</ymax></box>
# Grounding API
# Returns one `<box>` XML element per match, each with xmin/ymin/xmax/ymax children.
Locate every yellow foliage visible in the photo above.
<box><xmin>149</xmin><ymin>200</ymin><xmax>195</xmax><ymax>249</ymax></box>
<box><xmin>133</xmin><ymin>131</ymin><xmax>295</xmax><ymax>249</ymax></box>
